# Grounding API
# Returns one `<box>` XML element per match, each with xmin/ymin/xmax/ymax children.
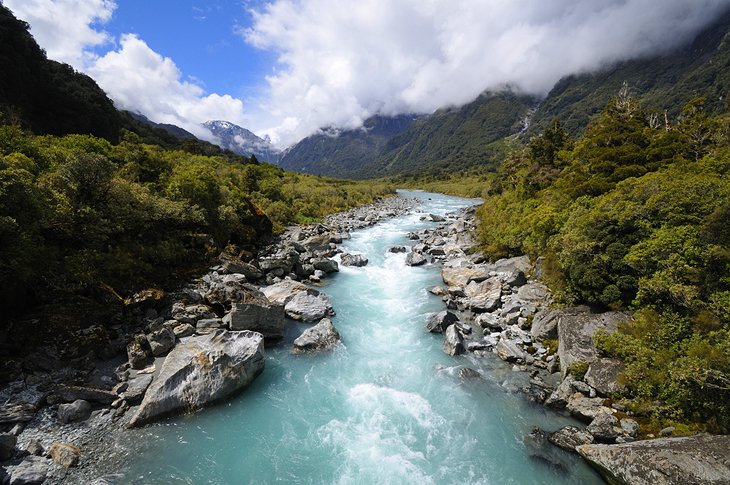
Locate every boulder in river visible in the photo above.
<box><xmin>292</xmin><ymin>318</ymin><xmax>341</xmax><ymax>354</ymax></box>
<box><xmin>578</xmin><ymin>434</ymin><xmax>730</xmax><ymax>485</ymax></box>
<box><xmin>312</xmin><ymin>257</ymin><xmax>339</xmax><ymax>273</ymax></box>
<box><xmin>340</xmin><ymin>253</ymin><xmax>368</xmax><ymax>267</ymax></box>
<box><xmin>284</xmin><ymin>292</ymin><xmax>334</xmax><ymax>322</ymax></box>
<box><xmin>426</xmin><ymin>310</ymin><xmax>459</xmax><ymax>334</ymax></box>
<box><xmin>128</xmin><ymin>330</ymin><xmax>265</xmax><ymax>428</ymax></box>
<box><xmin>442</xmin><ymin>324</ymin><xmax>465</xmax><ymax>356</ymax></box>
<box><xmin>405</xmin><ymin>252</ymin><xmax>427</xmax><ymax>266</ymax></box>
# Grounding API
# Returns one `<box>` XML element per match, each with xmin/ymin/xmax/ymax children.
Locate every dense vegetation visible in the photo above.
<box><xmin>474</xmin><ymin>91</ymin><xmax>730</xmax><ymax>432</ymax></box>
<box><xmin>0</xmin><ymin>125</ymin><xmax>393</xmax><ymax>320</ymax></box>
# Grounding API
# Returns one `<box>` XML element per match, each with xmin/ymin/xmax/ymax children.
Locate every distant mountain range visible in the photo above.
<box><xmin>279</xmin><ymin>8</ymin><xmax>730</xmax><ymax>179</ymax></box>
<box><xmin>203</xmin><ymin>120</ymin><xmax>282</xmax><ymax>164</ymax></box>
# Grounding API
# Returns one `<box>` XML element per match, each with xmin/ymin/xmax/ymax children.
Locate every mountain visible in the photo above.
<box><xmin>526</xmin><ymin>7</ymin><xmax>730</xmax><ymax>137</ymax></box>
<box><xmin>204</xmin><ymin>120</ymin><xmax>282</xmax><ymax>163</ymax></box>
<box><xmin>280</xmin><ymin>92</ymin><xmax>533</xmax><ymax>179</ymax></box>
<box><xmin>280</xmin><ymin>9</ymin><xmax>730</xmax><ymax>180</ymax></box>
<box><xmin>279</xmin><ymin>114</ymin><xmax>418</xmax><ymax>176</ymax></box>
<box><xmin>128</xmin><ymin>112</ymin><xmax>197</xmax><ymax>140</ymax></box>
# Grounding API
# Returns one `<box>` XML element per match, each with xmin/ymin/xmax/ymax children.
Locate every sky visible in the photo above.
<box><xmin>4</xmin><ymin>0</ymin><xmax>730</xmax><ymax>147</ymax></box>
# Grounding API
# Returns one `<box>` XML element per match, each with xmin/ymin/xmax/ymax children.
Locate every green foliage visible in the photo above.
<box><xmin>568</xmin><ymin>361</ymin><xmax>590</xmax><ymax>380</ymax></box>
<box><xmin>476</xmin><ymin>94</ymin><xmax>730</xmax><ymax>430</ymax></box>
<box><xmin>0</xmin><ymin>125</ymin><xmax>393</xmax><ymax>319</ymax></box>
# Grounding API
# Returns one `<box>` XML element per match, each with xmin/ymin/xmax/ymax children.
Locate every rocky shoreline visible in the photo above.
<box><xmin>409</xmin><ymin>202</ymin><xmax>730</xmax><ymax>484</ymax></box>
<box><xmin>0</xmin><ymin>195</ymin><xmax>416</xmax><ymax>484</ymax></box>
<box><xmin>1</xmin><ymin>192</ymin><xmax>728</xmax><ymax>484</ymax></box>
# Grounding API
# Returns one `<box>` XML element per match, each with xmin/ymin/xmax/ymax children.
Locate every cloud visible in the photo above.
<box><xmin>5</xmin><ymin>0</ymin><xmax>247</xmax><ymax>142</ymax></box>
<box><xmin>89</xmin><ymin>34</ymin><xmax>248</xmax><ymax>140</ymax></box>
<box><xmin>243</xmin><ymin>0</ymin><xmax>730</xmax><ymax>146</ymax></box>
<box><xmin>4</xmin><ymin>0</ymin><xmax>116</xmax><ymax>67</ymax></box>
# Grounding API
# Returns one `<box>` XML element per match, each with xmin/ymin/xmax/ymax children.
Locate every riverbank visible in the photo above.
<box><xmin>0</xmin><ymin>194</ymin><xmax>418</xmax><ymax>484</ymax></box>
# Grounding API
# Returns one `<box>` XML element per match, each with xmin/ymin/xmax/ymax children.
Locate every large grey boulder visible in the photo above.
<box><xmin>566</xmin><ymin>394</ymin><xmax>614</xmax><ymax>422</ymax></box>
<box><xmin>531</xmin><ymin>306</ymin><xmax>593</xmax><ymax>342</ymax></box>
<box><xmin>441</xmin><ymin>265</ymin><xmax>489</xmax><ymax>287</ymax></box>
<box><xmin>584</xmin><ymin>358</ymin><xmax>625</xmax><ymax>396</ymax></box>
<box><xmin>587</xmin><ymin>413</ymin><xmax>624</xmax><ymax>443</ymax></box>
<box><xmin>426</xmin><ymin>311</ymin><xmax>459</xmax><ymax>334</ymax></box>
<box><xmin>464</xmin><ymin>278</ymin><xmax>502</xmax><ymax>312</ymax></box>
<box><xmin>495</xmin><ymin>339</ymin><xmax>525</xmax><ymax>362</ymax></box>
<box><xmin>292</xmin><ymin>318</ymin><xmax>341</xmax><ymax>354</ymax></box>
<box><xmin>405</xmin><ymin>252</ymin><xmax>427</xmax><ymax>266</ymax></box>
<box><xmin>121</xmin><ymin>374</ymin><xmax>153</xmax><ymax>404</ymax></box>
<box><xmin>128</xmin><ymin>330</ymin><xmax>265</xmax><ymax>428</ymax></box>
<box><xmin>57</xmin><ymin>400</ymin><xmax>91</xmax><ymax>424</ymax></box>
<box><xmin>578</xmin><ymin>434</ymin><xmax>730</xmax><ymax>485</ymax></box>
<box><xmin>515</xmin><ymin>282</ymin><xmax>551</xmax><ymax>304</ymax></box>
<box><xmin>262</xmin><ymin>280</ymin><xmax>314</xmax><ymax>305</ymax></box>
<box><xmin>340</xmin><ymin>253</ymin><xmax>368</xmax><ymax>267</ymax></box>
<box><xmin>558</xmin><ymin>311</ymin><xmax>629</xmax><ymax>378</ymax></box>
<box><xmin>284</xmin><ymin>292</ymin><xmax>334</xmax><ymax>322</ymax></box>
<box><xmin>549</xmin><ymin>426</ymin><xmax>594</xmax><ymax>451</ymax></box>
<box><xmin>312</xmin><ymin>258</ymin><xmax>339</xmax><ymax>273</ymax></box>
<box><xmin>147</xmin><ymin>327</ymin><xmax>175</xmax><ymax>356</ymax></box>
<box><xmin>442</xmin><ymin>324</ymin><xmax>465</xmax><ymax>356</ymax></box>
<box><xmin>6</xmin><ymin>456</ymin><xmax>47</xmax><ymax>484</ymax></box>
<box><xmin>222</xmin><ymin>289</ymin><xmax>285</xmax><ymax>339</ymax></box>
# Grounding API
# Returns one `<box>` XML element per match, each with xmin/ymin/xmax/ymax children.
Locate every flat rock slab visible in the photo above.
<box><xmin>558</xmin><ymin>311</ymin><xmax>630</xmax><ymax>378</ymax></box>
<box><xmin>127</xmin><ymin>330</ymin><xmax>265</xmax><ymax>428</ymax></box>
<box><xmin>441</xmin><ymin>266</ymin><xmax>490</xmax><ymax>287</ymax></box>
<box><xmin>578</xmin><ymin>434</ymin><xmax>730</xmax><ymax>485</ymax></box>
<box><xmin>262</xmin><ymin>280</ymin><xmax>315</xmax><ymax>305</ymax></box>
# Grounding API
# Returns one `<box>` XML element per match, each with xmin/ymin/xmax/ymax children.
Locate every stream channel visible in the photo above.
<box><xmin>110</xmin><ymin>191</ymin><xmax>603</xmax><ymax>484</ymax></box>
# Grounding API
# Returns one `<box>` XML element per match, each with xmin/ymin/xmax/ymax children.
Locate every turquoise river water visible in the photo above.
<box><xmin>112</xmin><ymin>191</ymin><xmax>603</xmax><ymax>484</ymax></box>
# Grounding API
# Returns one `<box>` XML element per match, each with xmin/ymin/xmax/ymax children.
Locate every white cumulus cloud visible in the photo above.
<box><xmin>4</xmin><ymin>0</ymin><xmax>247</xmax><ymax>141</ymax></box>
<box><xmin>243</xmin><ymin>0</ymin><xmax>730</xmax><ymax>146</ymax></box>
<box><xmin>88</xmin><ymin>34</ymin><xmax>248</xmax><ymax>139</ymax></box>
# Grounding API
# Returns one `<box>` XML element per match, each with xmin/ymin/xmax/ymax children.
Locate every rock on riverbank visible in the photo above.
<box><xmin>127</xmin><ymin>330</ymin><xmax>264</xmax><ymax>428</ymax></box>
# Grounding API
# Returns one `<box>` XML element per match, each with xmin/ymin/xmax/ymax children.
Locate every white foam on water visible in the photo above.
<box><xmin>317</xmin><ymin>383</ymin><xmax>447</xmax><ymax>485</ymax></box>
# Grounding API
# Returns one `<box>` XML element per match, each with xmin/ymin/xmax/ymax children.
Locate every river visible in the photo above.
<box><xmin>110</xmin><ymin>191</ymin><xmax>603</xmax><ymax>484</ymax></box>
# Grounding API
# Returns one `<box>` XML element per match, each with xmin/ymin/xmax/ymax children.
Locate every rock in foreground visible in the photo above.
<box><xmin>128</xmin><ymin>330</ymin><xmax>264</xmax><ymax>427</ymax></box>
<box><xmin>577</xmin><ymin>434</ymin><xmax>730</xmax><ymax>485</ymax></box>
<box><xmin>292</xmin><ymin>318</ymin><xmax>341</xmax><ymax>354</ymax></box>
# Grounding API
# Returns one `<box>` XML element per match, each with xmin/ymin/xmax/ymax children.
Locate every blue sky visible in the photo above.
<box><xmin>98</xmin><ymin>1</ymin><xmax>274</xmax><ymax>100</ymax></box>
<box><xmin>6</xmin><ymin>0</ymin><xmax>729</xmax><ymax>147</ymax></box>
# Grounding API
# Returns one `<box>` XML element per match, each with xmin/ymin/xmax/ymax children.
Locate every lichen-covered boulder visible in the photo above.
<box><xmin>578</xmin><ymin>434</ymin><xmax>730</xmax><ymax>485</ymax></box>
